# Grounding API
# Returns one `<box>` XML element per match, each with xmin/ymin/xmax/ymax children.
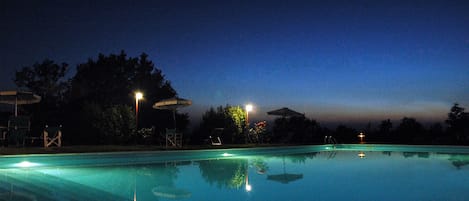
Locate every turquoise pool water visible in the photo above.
<box><xmin>1</xmin><ymin>145</ymin><xmax>469</xmax><ymax>201</ymax></box>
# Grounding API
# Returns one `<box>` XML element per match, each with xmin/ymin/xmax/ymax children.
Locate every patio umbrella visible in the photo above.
<box><xmin>0</xmin><ymin>90</ymin><xmax>41</xmax><ymax>116</ymax></box>
<box><xmin>153</xmin><ymin>97</ymin><xmax>192</xmax><ymax>128</ymax></box>
<box><xmin>267</xmin><ymin>157</ymin><xmax>303</xmax><ymax>184</ymax></box>
<box><xmin>152</xmin><ymin>186</ymin><xmax>191</xmax><ymax>199</ymax></box>
<box><xmin>267</xmin><ymin>107</ymin><xmax>304</xmax><ymax>118</ymax></box>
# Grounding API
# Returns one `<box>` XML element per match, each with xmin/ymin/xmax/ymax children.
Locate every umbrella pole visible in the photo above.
<box><xmin>172</xmin><ymin>110</ymin><xmax>177</xmax><ymax>129</ymax></box>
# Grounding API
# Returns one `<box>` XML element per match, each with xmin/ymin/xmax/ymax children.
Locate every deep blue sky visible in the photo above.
<box><xmin>1</xmin><ymin>0</ymin><xmax>468</xmax><ymax>126</ymax></box>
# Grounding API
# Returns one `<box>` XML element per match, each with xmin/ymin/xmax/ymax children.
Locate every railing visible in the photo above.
<box><xmin>324</xmin><ymin>136</ymin><xmax>337</xmax><ymax>145</ymax></box>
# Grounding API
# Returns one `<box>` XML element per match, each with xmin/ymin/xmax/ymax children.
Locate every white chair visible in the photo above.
<box><xmin>209</xmin><ymin>128</ymin><xmax>223</xmax><ymax>146</ymax></box>
<box><xmin>209</xmin><ymin>136</ymin><xmax>222</xmax><ymax>146</ymax></box>
<box><xmin>165</xmin><ymin>128</ymin><xmax>182</xmax><ymax>148</ymax></box>
<box><xmin>43</xmin><ymin>125</ymin><xmax>62</xmax><ymax>147</ymax></box>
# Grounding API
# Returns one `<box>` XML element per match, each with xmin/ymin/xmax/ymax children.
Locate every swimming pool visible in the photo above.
<box><xmin>1</xmin><ymin>144</ymin><xmax>469</xmax><ymax>201</ymax></box>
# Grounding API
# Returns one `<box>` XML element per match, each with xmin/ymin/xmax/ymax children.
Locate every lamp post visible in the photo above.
<box><xmin>244</xmin><ymin>104</ymin><xmax>253</xmax><ymax>144</ymax></box>
<box><xmin>245</xmin><ymin>104</ymin><xmax>253</xmax><ymax>127</ymax></box>
<box><xmin>135</xmin><ymin>92</ymin><xmax>143</xmax><ymax>129</ymax></box>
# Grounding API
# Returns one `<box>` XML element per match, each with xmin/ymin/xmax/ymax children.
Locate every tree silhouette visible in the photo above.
<box><xmin>192</xmin><ymin>105</ymin><xmax>246</xmax><ymax>144</ymax></box>
<box><xmin>198</xmin><ymin>159</ymin><xmax>248</xmax><ymax>189</ymax></box>
<box><xmin>395</xmin><ymin>117</ymin><xmax>425</xmax><ymax>144</ymax></box>
<box><xmin>14</xmin><ymin>51</ymin><xmax>185</xmax><ymax>144</ymax></box>
<box><xmin>68</xmin><ymin>51</ymin><xmax>189</xmax><ymax>144</ymax></box>
<box><xmin>445</xmin><ymin>103</ymin><xmax>469</xmax><ymax>144</ymax></box>
<box><xmin>272</xmin><ymin>117</ymin><xmax>289</xmax><ymax>143</ymax></box>
<box><xmin>377</xmin><ymin>119</ymin><xmax>393</xmax><ymax>142</ymax></box>
<box><xmin>71</xmin><ymin>51</ymin><xmax>175</xmax><ymax>106</ymax></box>
<box><xmin>15</xmin><ymin>59</ymin><xmax>69</xmax><ymax>101</ymax></box>
<box><xmin>428</xmin><ymin>123</ymin><xmax>444</xmax><ymax>144</ymax></box>
<box><xmin>334</xmin><ymin>124</ymin><xmax>357</xmax><ymax>143</ymax></box>
<box><xmin>271</xmin><ymin>116</ymin><xmax>322</xmax><ymax>144</ymax></box>
<box><xmin>14</xmin><ymin>59</ymin><xmax>70</xmax><ymax>134</ymax></box>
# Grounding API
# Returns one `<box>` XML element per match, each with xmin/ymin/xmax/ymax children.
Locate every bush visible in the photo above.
<box><xmin>99</xmin><ymin>105</ymin><xmax>136</xmax><ymax>144</ymax></box>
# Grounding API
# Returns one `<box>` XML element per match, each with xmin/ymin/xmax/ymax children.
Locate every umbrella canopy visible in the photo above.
<box><xmin>153</xmin><ymin>97</ymin><xmax>192</xmax><ymax>110</ymax></box>
<box><xmin>153</xmin><ymin>97</ymin><xmax>192</xmax><ymax>128</ymax></box>
<box><xmin>152</xmin><ymin>186</ymin><xmax>191</xmax><ymax>199</ymax></box>
<box><xmin>267</xmin><ymin>173</ymin><xmax>303</xmax><ymax>184</ymax></box>
<box><xmin>267</xmin><ymin>157</ymin><xmax>303</xmax><ymax>184</ymax></box>
<box><xmin>0</xmin><ymin>90</ymin><xmax>41</xmax><ymax>116</ymax></box>
<box><xmin>267</xmin><ymin>107</ymin><xmax>304</xmax><ymax>118</ymax></box>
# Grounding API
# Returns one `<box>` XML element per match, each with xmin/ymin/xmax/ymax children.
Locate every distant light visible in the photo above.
<box><xmin>222</xmin><ymin>153</ymin><xmax>233</xmax><ymax>157</ymax></box>
<box><xmin>14</xmin><ymin>161</ymin><xmax>39</xmax><ymax>168</ymax></box>
<box><xmin>358</xmin><ymin>132</ymin><xmax>365</xmax><ymax>138</ymax></box>
<box><xmin>245</xmin><ymin>184</ymin><xmax>252</xmax><ymax>191</ymax></box>
<box><xmin>245</xmin><ymin>104</ymin><xmax>253</xmax><ymax>112</ymax></box>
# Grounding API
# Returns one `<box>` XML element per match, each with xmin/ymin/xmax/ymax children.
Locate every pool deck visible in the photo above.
<box><xmin>2</xmin><ymin>143</ymin><xmax>469</xmax><ymax>156</ymax></box>
<box><xmin>0</xmin><ymin>144</ymin><xmax>290</xmax><ymax>155</ymax></box>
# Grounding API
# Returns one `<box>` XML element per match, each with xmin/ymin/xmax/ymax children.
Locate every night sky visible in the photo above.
<box><xmin>1</xmin><ymin>0</ymin><xmax>468</xmax><ymax>126</ymax></box>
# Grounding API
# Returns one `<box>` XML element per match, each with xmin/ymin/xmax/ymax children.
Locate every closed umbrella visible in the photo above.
<box><xmin>267</xmin><ymin>107</ymin><xmax>304</xmax><ymax>118</ymax></box>
<box><xmin>0</xmin><ymin>90</ymin><xmax>41</xmax><ymax>116</ymax></box>
<box><xmin>153</xmin><ymin>97</ymin><xmax>192</xmax><ymax>128</ymax></box>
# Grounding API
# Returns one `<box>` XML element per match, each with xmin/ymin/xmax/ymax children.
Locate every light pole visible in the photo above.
<box><xmin>135</xmin><ymin>92</ymin><xmax>143</xmax><ymax>129</ymax></box>
<box><xmin>245</xmin><ymin>104</ymin><xmax>253</xmax><ymax>127</ymax></box>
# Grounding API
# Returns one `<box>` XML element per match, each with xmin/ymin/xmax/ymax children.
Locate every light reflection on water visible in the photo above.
<box><xmin>1</xmin><ymin>150</ymin><xmax>469</xmax><ymax>201</ymax></box>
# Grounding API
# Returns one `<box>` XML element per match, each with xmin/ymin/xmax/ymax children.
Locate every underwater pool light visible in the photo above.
<box><xmin>14</xmin><ymin>161</ymin><xmax>40</xmax><ymax>168</ymax></box>
<box><xmin>222</xmin><ymin>153</ymin><xmax>234</xmax><ymax>157</ymax></box>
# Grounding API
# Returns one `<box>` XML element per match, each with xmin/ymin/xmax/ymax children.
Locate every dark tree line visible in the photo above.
<box><xmin>308</xmin><ymin>103</ymin><xmax>468</xmax><ymax>145</ymax></box>
<box><xmin>12</xmin><ymin>51</ymin><xmax>189</xmax><ymax>145</ymax></box>
<box><xmin>195</xmin><ymin>103</ymin><xmax>469</xmax><ymax>146</ymax></box>
<box><xmin>7</xmin><ymin>51</ymin><xmax>469</xmax><ymax>146</ymax></box>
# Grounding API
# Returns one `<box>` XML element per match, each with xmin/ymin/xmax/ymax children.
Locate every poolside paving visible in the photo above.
<box><xmin>0</xmin><ymin>144</ymin><xmax>286</xmax><ymax>155</ymax></box>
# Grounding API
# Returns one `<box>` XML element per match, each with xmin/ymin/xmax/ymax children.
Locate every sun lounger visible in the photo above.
<box><xmin>209</xmin><ymin>136</ymin><xmax>222</xmax><ymax>146</ymax></box>
<box><xmin>209</xmin><ymin>128</ymin><xmax>223</xmax><ymax>146</ymax></box>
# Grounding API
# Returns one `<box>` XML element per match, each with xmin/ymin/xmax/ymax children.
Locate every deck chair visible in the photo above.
<box><xmin>165</xmin><ymin>128</ymin><xmax>182</xmax><ymax>148</ymax></box>
<box><xmin>209</xmin><ymin>136</ymin><xmax>222</xmax><ymax>146</ymax></box>
<box><xmin>209</xmin><ymin>128</ymin><xmax>223</xmax><ymax>146</ymax></box>
<box><xmin>0</xmin><ymin>127</ymin><xmax>7</xmax><ymax>147</ymax></box>
<box><xmin>7</xmin><ymin>116</ymin><xmax>30</xmax><ymax>146</ymax></box>
<box><xmin>43</xmin><ymin>125</ymin><xmax>62</xmax><ymax>147</ymax></box>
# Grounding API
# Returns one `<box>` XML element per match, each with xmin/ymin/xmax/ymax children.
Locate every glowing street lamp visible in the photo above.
<box><xmin>245</xmin><ymin>104</ymin><xmax>253</xmax><ymax>127</ymax></box>
<box><xmin>135</xmin><ymin>92</ymin><xmax>143</xmax><ymax>128</ymax></box>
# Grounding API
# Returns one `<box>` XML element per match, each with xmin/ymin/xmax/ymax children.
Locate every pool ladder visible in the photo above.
<box><xmin>324</xmin><ymin>136</ymin><xmax>337</xmax><ymax>145</ymax></box>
